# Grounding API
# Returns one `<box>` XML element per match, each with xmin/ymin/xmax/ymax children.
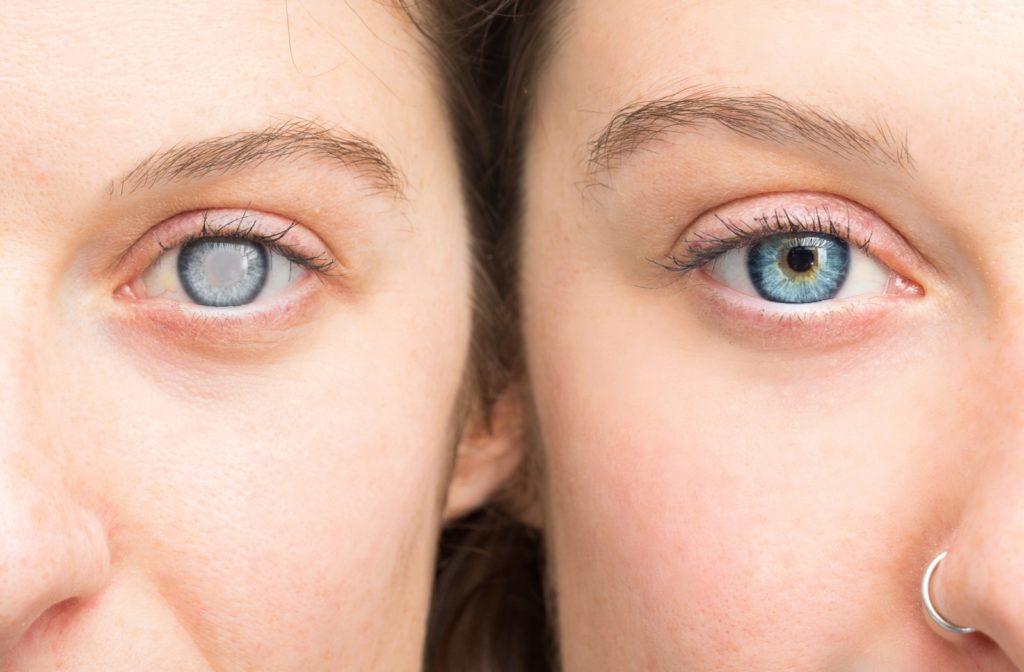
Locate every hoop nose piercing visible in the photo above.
<box><xmin>922</xmin><ymin>551</ymin><xmax>976</xmax><ymax>635</ymax></box>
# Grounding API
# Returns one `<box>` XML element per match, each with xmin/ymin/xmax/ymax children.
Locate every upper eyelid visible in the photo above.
<box><xmin>160</xmin><ymin>214</ymin><xmax>340</xmax><ymax>276</ymax></box>
<box><xmin>686</xmin><ymin>209</ymin><xmax>870</xmax><ymax>263</ymax></box>
<box><xmin>658</xmin><ymin>192</ymin><xmax>931</xmax><ymax>280</ymax></box>
<box><xmin>111</xmin><ymin>208</ymin><xmax>341</xmax><ymax>283</ymax></box>
<box><xmin>650</xmin><ymin>211</ymin><xmax>858</xmax><ymax>277</ymax></box>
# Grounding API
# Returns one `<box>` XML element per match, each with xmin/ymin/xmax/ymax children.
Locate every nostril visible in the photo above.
<box><xmin>19</xmin><ymin>597</ymin><xmax>79</xmax><ymax>648</ymax></box>
<box><xmin>0</xmin><ymin>497</ymin><xmax>111</xmax><ymax>653</ymax></box>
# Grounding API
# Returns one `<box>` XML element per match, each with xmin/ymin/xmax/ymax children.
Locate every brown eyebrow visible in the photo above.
<box><xmin>113</xmin><ymin>119</ymin><xmax>405</xmax><ymax>198</ymax></box>
<box><xmin>586</xmin><ymin>89</ymin><xmax>914</xmax><ymax>178</ymax></box>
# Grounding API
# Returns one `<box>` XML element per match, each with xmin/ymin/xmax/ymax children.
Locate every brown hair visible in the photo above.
<box><xmin>401</xmin><ymin>1</ymin><xmax>562</xmax><ymax>669</ymax></box>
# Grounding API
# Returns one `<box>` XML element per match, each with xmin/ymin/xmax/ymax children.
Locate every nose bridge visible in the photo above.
<box><xmin>0</xmin><ymin>313</ymin><xmax>40</xmax><ymax>430</ymax></box>
<box><xmin>969</xmin><ymin>319</ymin><xmax>1024</xmax><ymax>444</ymax></box>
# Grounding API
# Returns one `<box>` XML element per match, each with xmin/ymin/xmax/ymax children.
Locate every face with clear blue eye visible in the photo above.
<box><xmin>0</xmin><ymin>2</ymin><xmax>513</xmax><ymax>670</ymax></box>
<box><xmin>518</xmin><ymin>1</ymin><xmax>1024</xmax><ymax>670</ymax></box>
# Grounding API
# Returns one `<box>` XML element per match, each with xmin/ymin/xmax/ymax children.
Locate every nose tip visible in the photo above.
<box><xmin>0</xmin><ymin>478</ymin><xmax>110</xmax><ymax>653</ymax></box>
<box><xmin>926</xmin><ymin>542</ymin><xmax>1024</xmax><ymax>668</ymax></box>
<box><xmin>925</xmin><ymin>481</ymin><xmax>1024</xmax><ymax>665</ymax></box>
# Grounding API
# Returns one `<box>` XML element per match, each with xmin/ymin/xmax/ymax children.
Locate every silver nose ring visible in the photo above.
<box><xmin>921</xmin><ymin>550</ymin><xmax>976</xmax><ymax>635</ymax></box>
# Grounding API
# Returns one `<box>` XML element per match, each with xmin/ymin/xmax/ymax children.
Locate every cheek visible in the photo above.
<box><xmin>526</xmin><ymin>272</ymin><xmax>974</xmax><ymax>667</ymax></box>
<box><xmin>56</xmin><ymin>295</ymin><xmax>468</xmax><ymax>668</ymax></box>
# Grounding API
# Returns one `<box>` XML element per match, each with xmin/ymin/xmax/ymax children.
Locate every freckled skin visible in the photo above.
<box><xmin>0</xmin><ymin>1</ymin><xmax>486</xmax><ymax>670</ymax></box>
<box><xmin>521</xmin><ymin>0</ymin><xmax>1024</xmax><ymax>669</ymax></box>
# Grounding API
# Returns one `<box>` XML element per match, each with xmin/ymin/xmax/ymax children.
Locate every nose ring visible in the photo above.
<box><xmin>921</xmin><ymin>550</ymin><xmax>976</xmax><ymax>635</ymax></box>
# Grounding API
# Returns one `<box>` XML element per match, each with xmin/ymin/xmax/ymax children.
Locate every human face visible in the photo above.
<box><xmin>0</xmin><ymin>2</ymin><xmax>472</xmax><ymax>670</ymax></box>
<box><xmin>520</xmin><ymin>1</ymin><xmax>1024</xmax><ymax>669</ymax></box>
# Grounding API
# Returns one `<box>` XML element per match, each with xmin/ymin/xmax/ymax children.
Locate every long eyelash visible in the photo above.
<box><xmin>158</xmin><ymin>211</ymin><xmax>338</xmax><ymax>276</ymax></box>
<box><xmin>654</xmin><ymin>207</ymin><xmax>873</xmax><ymax>275</ymax></box>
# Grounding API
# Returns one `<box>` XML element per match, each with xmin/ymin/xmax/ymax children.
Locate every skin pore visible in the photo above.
<box><xmin>519</xmin><ymin>1</ymin><xmax>1024</xmax><ymax>670</ymax></box>
<box><xmin>0</xmin><ymin>2</ymin><xmax>515</xmax><ymax>670</ymax></box>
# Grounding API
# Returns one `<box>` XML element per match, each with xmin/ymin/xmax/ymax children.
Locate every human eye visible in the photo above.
<box><xmin>706</xmin><ymin>226</ymin><xmax>886</xmax><ymax>305</ymax></box>
<box><xmin>126</xmin><ymin>209</ymin><xmax>336</xmax><ymax>309</ymax></box>
<box><xmin>653</xmin><ymin>192</ymin><xmax>929</xmax><ymax>347</ymax></box>
<box><xmin>113</xmin><ymin>208</ymin><xmax>342</xmax><ymax>340</ymax></box>
<box><xmin>662</xmin><ymin>193</ymin><xmax>923</xmax><ymax>308</ymax></box>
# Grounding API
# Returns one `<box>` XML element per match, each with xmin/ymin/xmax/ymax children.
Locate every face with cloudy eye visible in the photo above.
<box><xmin>520</xmin><ymin>1</ymin><xmax>1024</xmax><ymax>670</ymax></box>
<box><xmin>0</xmin><ymin>2</ymin><xmax>514</xmax><ymax>670</ymax></box>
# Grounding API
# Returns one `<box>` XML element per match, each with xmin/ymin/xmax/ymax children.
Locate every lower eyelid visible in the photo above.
<box><xmin>113</xmin><ymin>271</ymin><xmax>327</xmax><ymax>345</ymax></box>
<box><xmin>690</xmin><ymin>269</ymin><xmax>920</xmax><ymax>348</ymax></box>
<box><xmin>114</xmin><ymin>209</ymin><xmax>340</xmax><ymax>287</ymax></box>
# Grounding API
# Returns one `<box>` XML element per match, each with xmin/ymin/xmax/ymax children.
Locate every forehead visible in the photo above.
<box><xmin>536</xmin><ymin>0</ymin><xmax>1024</xmax><ymax>183</ymax></box>
<box><xmin>0</xmin><ymin>0</ymin><xmax>443</xmax><ymax>201</ymax></box>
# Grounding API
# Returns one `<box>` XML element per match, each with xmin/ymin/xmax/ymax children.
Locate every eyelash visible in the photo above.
<box><xmin>159</xmin><ymin>211</ymin><xmax>339</xmax><ymax>278</ymax></box>
<box><xmin>657</xmin><ymin>208</ymin><xmax>874</xmax><ymax>275</ymax></box>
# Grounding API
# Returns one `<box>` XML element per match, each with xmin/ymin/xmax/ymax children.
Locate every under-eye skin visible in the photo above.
<box><xmin>660</xmin><ymin>193</ymin><xmax>923</xmax><ymax>313</ymax></box>
<box><xmin>115</xmin><ymin>208</ymin><xmax>342</xmax><ymax>323</ymax></box>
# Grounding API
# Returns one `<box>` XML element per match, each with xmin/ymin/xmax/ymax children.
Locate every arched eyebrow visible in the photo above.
<box><xmin>113</xmin><ymin>119</ymin><xmax>405</xmax><ymax>198</ymax></box>
<box><xmin>585</xmin><ymin>89</ymin><xmax>914</xmax><ymax>179</ymax></box>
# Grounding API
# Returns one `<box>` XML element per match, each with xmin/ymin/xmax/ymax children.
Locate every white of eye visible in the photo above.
<box><xmin>707</xmin><ymin>241</ymin><xmax>890</xmax><ymax>301</ymax></box>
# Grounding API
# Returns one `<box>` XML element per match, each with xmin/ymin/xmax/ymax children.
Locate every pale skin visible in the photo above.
<box><xmin>0</xmin><ymin>2</ymin><xmax>516</xmax><ymax>670</ymax></box>
<box><xmin>520</xmin><ymin>1</ymin><xmax>1024</xmax><ymax>669</ymax></box>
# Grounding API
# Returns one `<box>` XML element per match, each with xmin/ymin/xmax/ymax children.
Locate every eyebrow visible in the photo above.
<box><xmin>586</xmin><ymin>89</ymin><xmax>914</xmax><ymax>178</ymax></box>
<box><xmin>113</xmin><ymin>119</ymin><xmax>405</xmax><ymax>198</ymax></box>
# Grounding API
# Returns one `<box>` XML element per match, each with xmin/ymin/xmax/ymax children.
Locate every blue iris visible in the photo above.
<box><xmin>178</xmin><ymin>238</ymin><xmax>269</xmax><ymax>307</ymax></box>
<box><xmin>746</xmin><ymin>233</ymin><xmax>850</xmax><ymax>303</ymax></box>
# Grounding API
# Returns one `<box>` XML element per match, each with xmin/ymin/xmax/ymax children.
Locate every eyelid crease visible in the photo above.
<box><xmin>161</xmin><ymin>210</ymin><xmax>341</xmax><ymax>278</ymax></box>
<box><xmin>653</xmin><ymin>207</ymin><xmax>871</xmax><ymax>275</ymax></box>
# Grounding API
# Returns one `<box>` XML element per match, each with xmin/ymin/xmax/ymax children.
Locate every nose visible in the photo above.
<box><xmin>0</xmin><ymin>458</ymin><xmax>111</xmax><ymax>653</ymax></box>
<box><xmin>926</xmin><ymin>444</ymin><xmax>1024</xmax><ymax>666</ymax></box>
<box><xmin>0</xmin><ymin>317</ymin><xmax>111</xmax><ymax>653</ymax></box>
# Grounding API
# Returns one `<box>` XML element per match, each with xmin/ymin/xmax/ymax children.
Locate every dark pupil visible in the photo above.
<box><xmin>786</xmin><ymin>246</ymin><xmax>816</xmax><ymax>273</ymax></box>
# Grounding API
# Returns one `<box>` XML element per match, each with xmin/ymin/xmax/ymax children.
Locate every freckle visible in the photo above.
<box><xmin>33</xmin><ymin>171</ymin><xmax>49</xmax><ymax>184</ymax></box>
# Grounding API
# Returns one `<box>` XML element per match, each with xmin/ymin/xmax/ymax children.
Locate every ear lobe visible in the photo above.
<box><xmin>443</xmin><ymin>384</ymin><xmax>525</xmax><ymax>521</ymax></box>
